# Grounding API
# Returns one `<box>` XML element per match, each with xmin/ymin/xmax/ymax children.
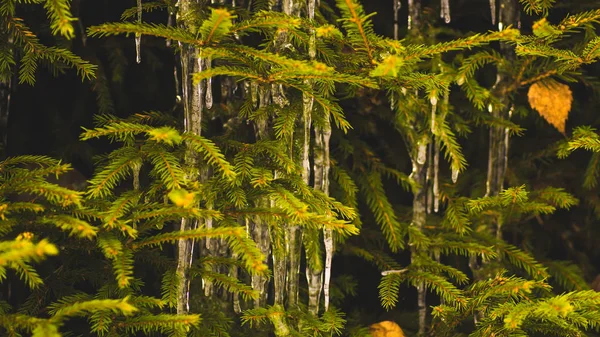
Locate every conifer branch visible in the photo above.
<box><xmin>44</xmin><ymin>0</ymin><xmax>76</xmax><ymax>39</ymax></box>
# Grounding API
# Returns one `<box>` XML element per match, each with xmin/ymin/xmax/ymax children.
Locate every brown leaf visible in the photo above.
<box><xmin>369</xmin><ymin>321</ymin><xmax>405</xmax><ymax>337</ymax></box>
<box><xmin>527</xmin><ymin>80</ymin><xmax>573</xmax><ymax>134</ymax></box>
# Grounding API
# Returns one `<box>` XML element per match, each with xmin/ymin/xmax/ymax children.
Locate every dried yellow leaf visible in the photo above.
<box><xmin>527</xmin><ymin>80</ymin><xmax>572</xmax><ymax>134</ymax></box>
<box><xmin>369</xmin><ymin>321</ymin><xmax>405</xmax><ymax>337</ymax></box>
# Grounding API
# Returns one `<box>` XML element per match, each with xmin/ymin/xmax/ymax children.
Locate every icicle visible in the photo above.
<box><xmin>166</xmin><ymin>10</ymin><xmax>173</xmax><ymax>47</ymax></box>
<box><xmin>417</xmin><ymin>283</ymin><xmax>426</xmax><ymax>331</ymax></box>
<box><xmin>272</xmin><ymin>249</ymin><xmax>287</xmax><ymax>306</ymax></box>
<box><xmin>271</xmin><ymin>170</ymin><xmax>287</xmax><ymax>307</ymax></box>
<box><xmin>440</xmin><ymin>0</ymin><xmax>451</xmax><ymax>24</ymax></box>
<box><xmin>197</xmin><ymin>57</ymin><xmax>204</xmax><ymax>116</ymax></box>
<box><xmin>497</xmin><ymin>1</ymin><xmax>503</xmax><ymax>31</ymax></box>
<box><xmin>205</xmin><ymin>57</ymin><xmax>213</xmax><ymax>109</ymax></box>
<box><xmin>433</xmin><ymin>141</ymin><xmax>440</xmax><ymax>213</ymax></box>
<box><xmin>490</xmin><ymin>0</ymin><xmax>496</xmax><ymax>25</ymax></box>
<box><xmin>203</xmin><ymin>206</ymin><xmax>215</xmax><ymax>297</ymax></box>
<box><xmin>251</xmin><ymin>218</ymin><xmax>270</xmax><ymax>307</ymax></box>
<box><xmin>176</xmin><ymin>2</ymin><xmax>205</xmax><ymax>313</ymax></box>
<box><xmin>485</xmin><ymin>107</ymin><xmax>495</xmax><ymax>197</ymax></box>
<box><xmin>452</xmin><ymin>168</ymin><xmax>459</xmax><ymax>183</ymax></box>
<box><xmin>250</xmin><ymin>86</ymin><xmax>272</xmax><ymax>307</ymax></box>
<box><xmin>303</xmin><ymin>64</ymin><xmax>320</xmax><ymax>315</ymax></box>
<box><xmin>306</xmin><ymin>255</ymin><xmax>323</xmax><ymax>315</ymax></box>
<box><xmin>307</xmin><ymin>0</ymin><xmax>316</xmax><ymax>19</ymax></box>
<box><xmin>322</xmin><ymin>120</ymin><xmax>333</xmax><ymax>312</ymax></box>
<box><xmin>177</xmin><ymin>219</ymin><xmax>192</xmax><ymax>313</ymax></box>
<box><xmin>434</xmin><ymin>251</ymin><xmax>444</xmax><ymax>305</ymax></box>
<box><xmin>393</xmin><ymin>0</ymin><xmax>401</xmax><ymax>40</ymax></box>
<box><xmin>307</xmin><ymin>0</ymin><xmax>316</xmax><ymax>59</ymax></box>
<box><xmin>307</xmin><ymin>124</ymin><xmax>325</xmax><ymax>313</ymax></box>
<box><xmin>408</xmin><ymin>0</ymin><xmax>414</xmax><ymax>30</ymax></box>
<box><xmin>230</xmin><ymin>254</ymin><xmax>241</xmax><ymax>313</ymax></box>
<box><xmin>406</xmin><ymin>2</ymin><xmax>427</xmax><ymax>335</ymax></box>
<box><xmin>174</xmin><ymin>64</ymin><xmax>181</xmax><ymax>104</ymax></box>
<box><xmin>323</xmin><ymin>228</ymin><xmax>333</xmax><ymax>311</ymax></box>
<box><xmin>272</xmin><ymin>84</ymin><xmax>289</xmax><ymax>107</ymax></box>
<box><xmin>408</xmin><ymin>0</ymin><xmax>421</xmax><ymax>33</ymax></box>
<box><xmin>136</xmin><ymin>0</ymin><xmax>142</xmax><ymax>64</ymax></box>
<box><xmin>430</xmin><ymin>96</ymin><xmax>437</xmax><ymax>133</ymax></box>
<box><xmin>281</xmin><ymin>0</ymin><xmax>299</xmax><ymax>16</ymax></box>
<box><xmin>417</xmin><ymin>141</ymin><xmax>427</xmax><ymax>165</ymax></box>
<box><xmin>426</xmin><ymin>143</ymin><xmax>433</xmax><ymax>215</ymax></box>
<box><xmin>286</xmin><ymin>226</ymin><xmax>301</xmax><ymax>307</ymax></box>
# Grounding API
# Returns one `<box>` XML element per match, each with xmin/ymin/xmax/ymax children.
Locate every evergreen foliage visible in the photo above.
<box><xmin>3</xmin><ymin>0</ymin><xmax>600</xmax><ymax>336</ymax></box>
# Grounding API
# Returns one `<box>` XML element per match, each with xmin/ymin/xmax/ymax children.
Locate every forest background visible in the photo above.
<box><xmin>4</xmin><ymin>0</ymin><xmax>600</xmax><ymax>336</ymax></box>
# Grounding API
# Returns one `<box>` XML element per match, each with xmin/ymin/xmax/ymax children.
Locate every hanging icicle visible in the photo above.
<box><xmin>250</xmin><ymin>86</ymin><xmax>272</xmax><ymax>307</ymax></box>
<box><xmin>430</xmin><ymin>96</ymin><xmax>437</xmax><ymax>133</ymax></box>
<box><xmin>176</xmin><ymin>0</ymin><xmax>205</xmax><ymax>314</ymax></box>
<box><xmin>136</xmin><ymin>0</ymin><xmax>142</xmax><ymax>64</ymax></box>
<box><xmin>390</xmin><ymin>0</ymin><xmax>401</xmax><ymax>148</ymax></box>
<box><xmin>434</xmin><ymin>251</ymin><xmax>444</xmax><ymax>305</ymax></box>
<box><xmin>497</xmin><ymin>0</ymin><xmax>504</xmax><ymax>31</ymax></box>
<box><xmin>203</xmin><ymin>207</ymin><xmax>215</xmax><ymax>297</ymax></box>
<box><xmin>417</xmin><ymin>141</ymin><xmax>427</xmax><ymax>165</ymax></box>
<box><xmin>452</xmin><ymin>168</ymin><xmax>459</xmax><ymax>183</ymax></box>
<box><xmin>408</xmin><ymin>0</ymin><xmax>421</xmax><ymax>32</ymax></box>
<box><xmin>271</xmin><ymin>84</ymin><xmax>289</xmax><ymax>108</ymax></box>
<box><xmin>197</xmin><ymin>57</ymin><xmax>205</xmax><ymax>116</ymax></box>
<box><xmin>393</xmin><ymin>0</ymin><xmax>401</xmax><ymax>40</ymax></box>
<box><xmin>166</xmin><ymin>8</ymin><xmax>173</xmax><ymax>47</ymax></box>
<box><xmin>230</xmin><ymin>253</ymin><xmax>241</xmax><ymax>313</ymax></box>
<box><xmin>490</xmin><ymin>0</ymin><xmax>496</xmax><ymax>25</ymax></box>
<box><xmin>407</xmin><ymin>1</ymin><xmax>428</xmax><ymax>334</ymax></box>
<box><xmin>426</xmin><ymin>143</ymin><xmax>433</xmax><ymax>214</ymax></box>
<box><xmin>433</xmin><ymin>141</ymin><xmax>440</xmax><ymax>212</ymax></box>
<box><xmin>440</xmin><ymin>0</ymin><xmax>451</xmax><ymax>24</ymax></box>
<box><xmin>307</xmin><ymin>123</ymin><xmax>326</xmax><ymax>315</ymax></box>
<box><xmin>205</xmin><ymin>57</ymin><xmax>213</xmax><ymax>109</ymax></box>
<box><xmin>281</xmin><ymin>0</ymin><xmax>300</xmax><ymax>16</ymax></box>
<box><xmin>408</xmin><ymin>0</ymin><xmax>414</xmax><ymax>30</ymax></box>
<box><xmin>322</xmin><ymin>122</ymin><xmax>333</xmax><ymax>312</ymax></box>
<box><xmin>271</xmin><ymin>169</ymin><xmax>287</xmax><ymax>307</ymax></box>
